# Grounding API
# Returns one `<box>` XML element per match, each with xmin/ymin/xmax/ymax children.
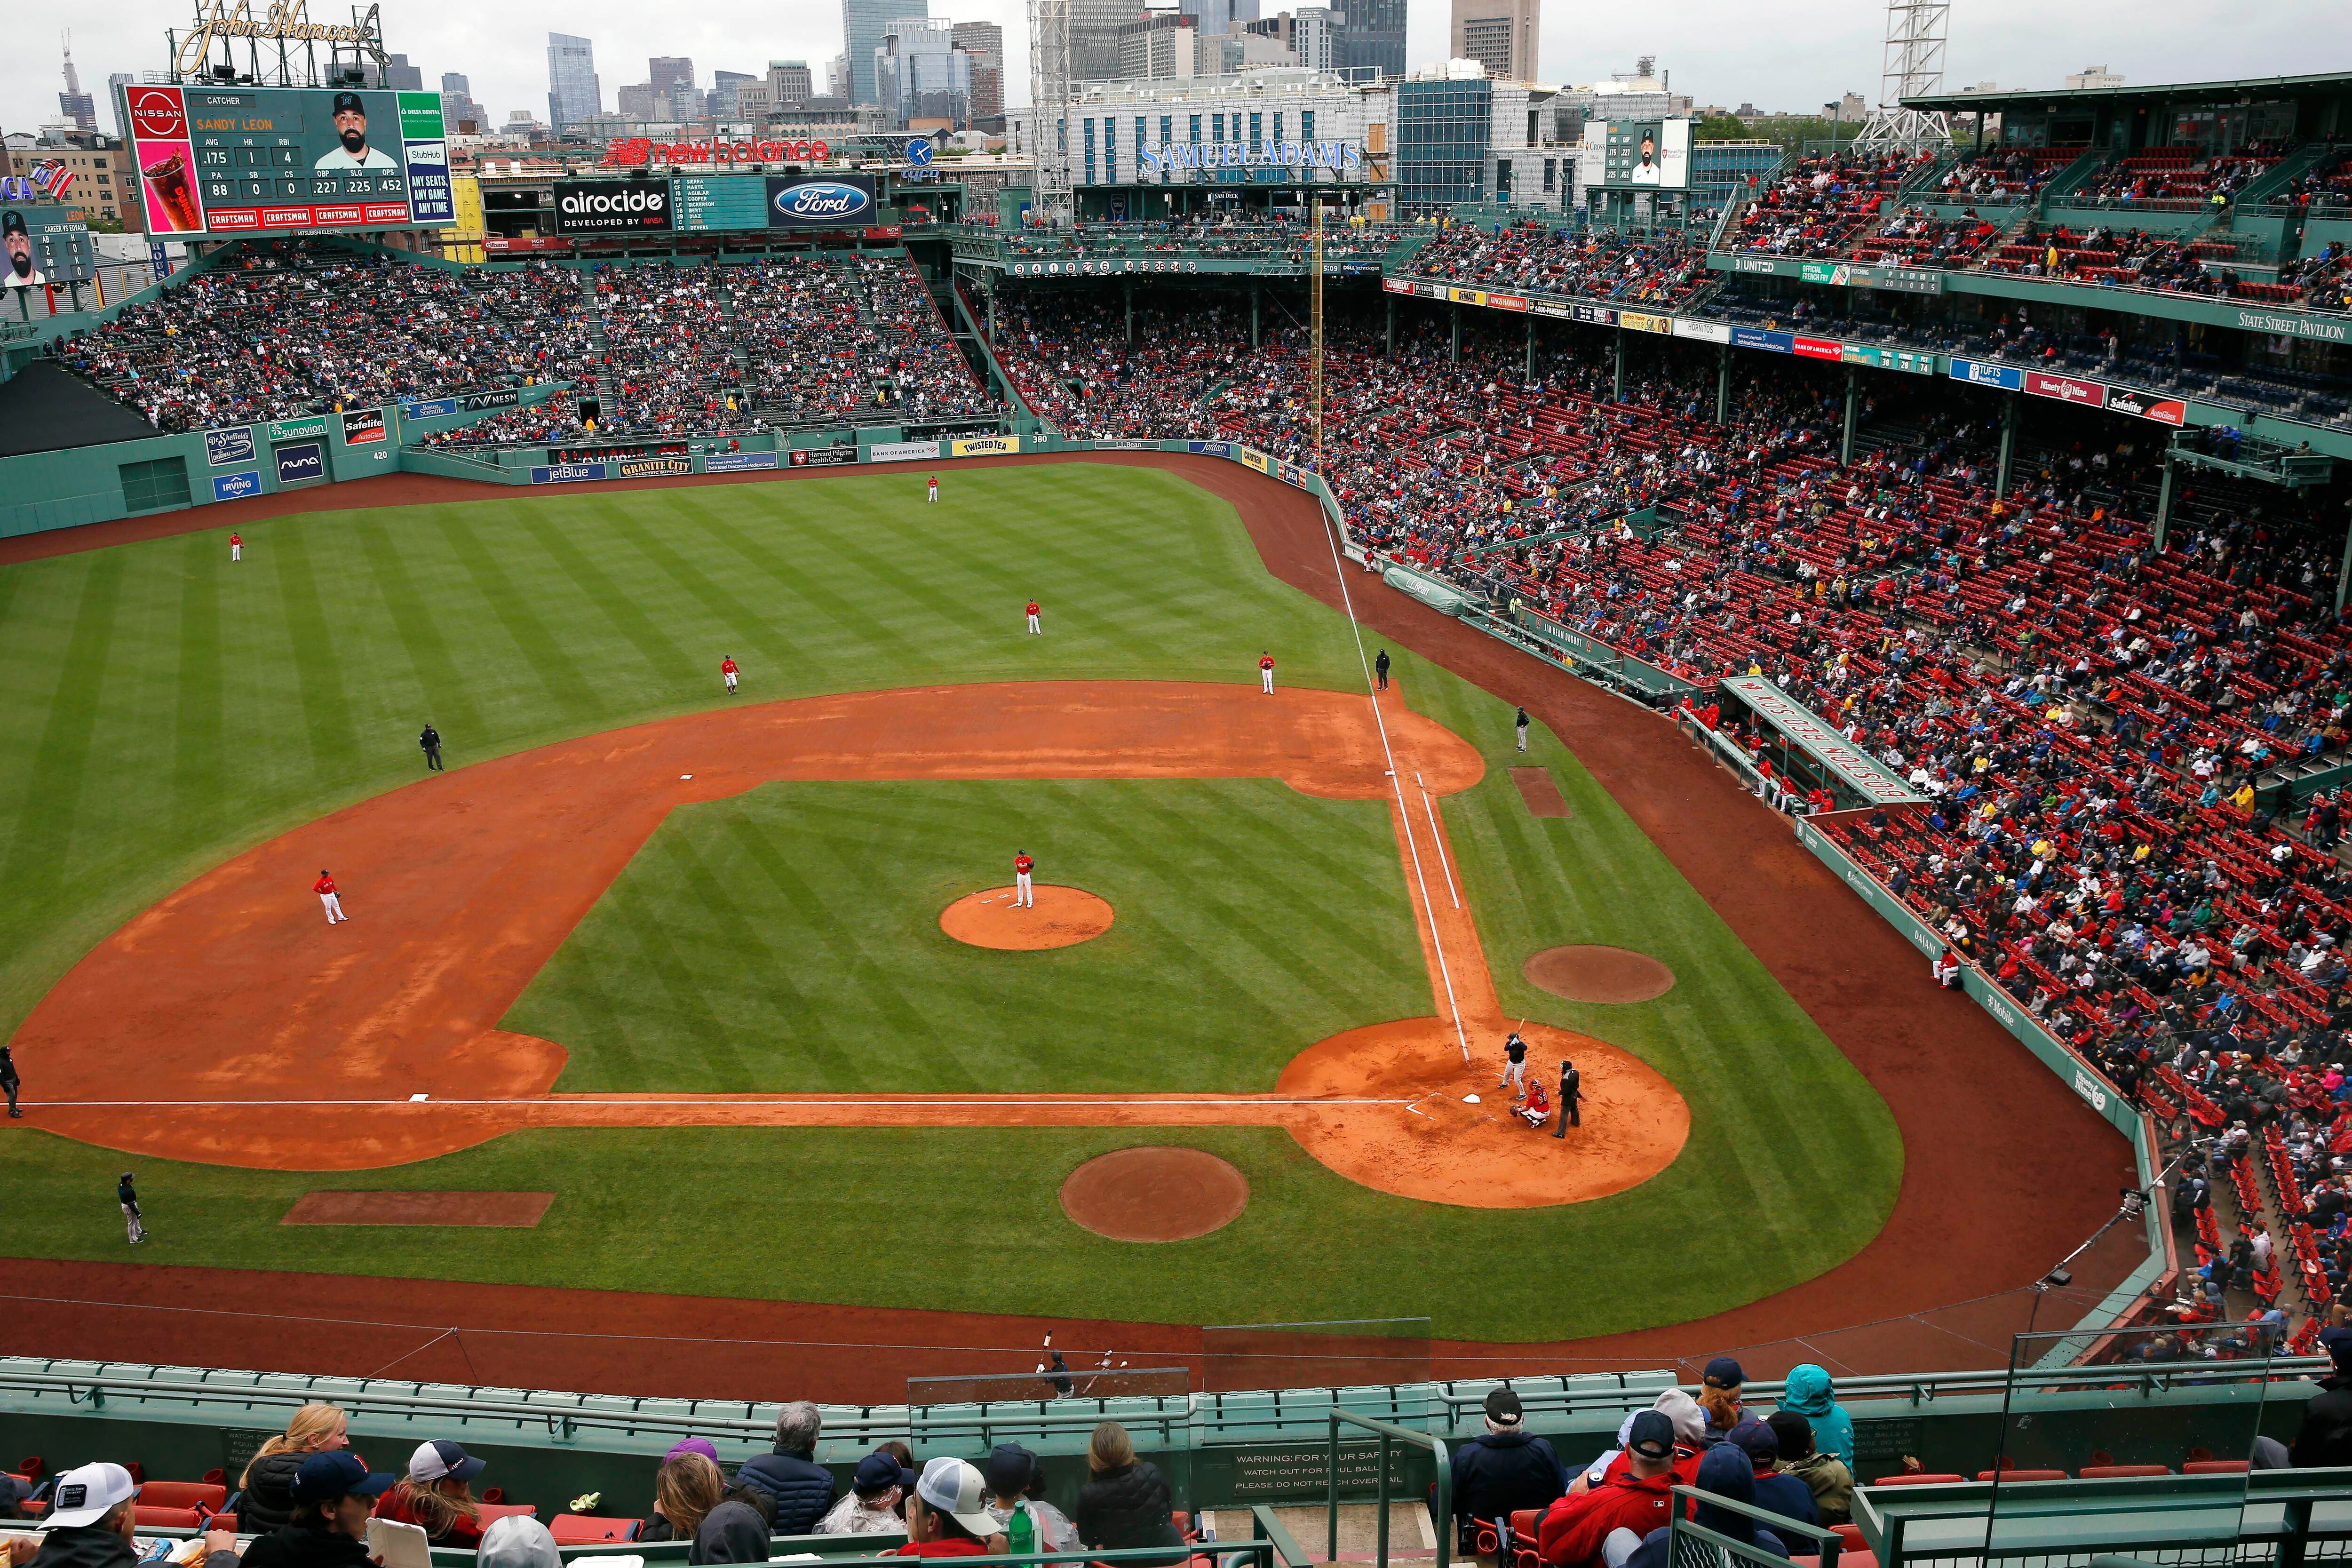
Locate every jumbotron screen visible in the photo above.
<box><xmin>116</xmin><ymin>83</ymin><xmax>454</xmax><ymax>236</ymax></box>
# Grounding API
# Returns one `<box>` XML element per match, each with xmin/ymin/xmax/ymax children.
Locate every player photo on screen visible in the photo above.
<box><xmin>2</xmin><ymin>211</ymin><xmax>46</xmax><ymax>287</ymax></box>
<box><xmin>1631</xmin><ymin>132</ymin><xmax>1661</xmax><ymax>185</ymax></box>
<box><xmin>316</xmin><ymin>90</ymin><xmax>397</xmax><ymax>170</ymax></box>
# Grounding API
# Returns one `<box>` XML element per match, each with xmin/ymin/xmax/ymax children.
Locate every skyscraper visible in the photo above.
<box><xmin>106</xmin><ymin>72</ymin><xmax>134</xmax><ymax>139</ymax></box>
<box><xmin>371</xmin><ymin>53</ymin><xmax>424</xmax><ymax>91</ymax></box>
<box><xmin>1449</xmin><ymin>0</ymin><xmax>1539</xmax><ymax>82</ymax></box>
<box><xmin>1067</xmin><ymin>0</ymin><xmax>1135</xmax><ymax>81</ymax></box>
<box><xmin>546</xmin><ymin>32</ymin><xmax>603</xmax><ymax>132</ymax></box>
<box><xmin>952</xmin><ymin>22</ymin><xmax>1004</xmax><ymax>119</ymax></box>
<box><xmin>709</xmin><ymin>70</ymin><xmax>756</xmax><ymax>119</ymax></box>
<box><xmin>770</xmin><ymin>61</ymin><xmax>815</xmax><ymax>105</ymax></box>
<box><xmin>874</xmin><ymin>17</ymin><xmax>969</xmax><ymax>127</ymax></box>
<box><xmin>1333</xmin><ymin>0</ymin><xmax>1405</xmax><ymax>79</ymax></box>
<box><xmin>843</xmin><ymin>0</ymin><xmax>926</xmax><ymax>104</ymax></box>
<box><xmin>58</xmin><ymin>36</ymin><xmax>95</xmax><ymax>133</ymax></box>
<box><xmin>441</xmin><ymin>71</ymin><xmax>488</xmax><ymax>133</ymax></box>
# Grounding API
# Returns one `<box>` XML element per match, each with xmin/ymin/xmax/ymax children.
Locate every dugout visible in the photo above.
<box><xmin>1709</xmin><ymin>675</ymin><xmax>1929</xmax><ymax>812</ymax></box>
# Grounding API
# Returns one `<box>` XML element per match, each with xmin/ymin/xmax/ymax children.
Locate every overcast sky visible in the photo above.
<box><xmin>23</xmin><ymin>0</ymin><xmax>2352</xmax><ymax>134</ymax></box>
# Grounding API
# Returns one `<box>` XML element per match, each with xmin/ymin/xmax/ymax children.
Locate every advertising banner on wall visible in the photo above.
<box><xmin>1731</xmin><ymin>327</ymin><xmax>1793</xmax><ymax>354</ymax></box>
<box><xmin>2103</xmin><ymin>384</ymin><xmax>2187</xmax><ymax>425</ymax></box>
<box><xmin>2022</xmin><ymin>370</ymin><xmax>2105</xmax><ymax>408</ymax></box>
<box><xmin>204</xmin><ymin>426</ymin><xmax>255</xmax><ymax>467</ymax></box>
<box><xmin>275</xmin><ymin>442</ymin><xmax>325</xmax><ymax>485</ymax></box>
<box><xmin>949</xmin><ymin>435</ymin><xmax>1021</xmax><ymax>457</ymax></box>
<box><xmin>339</xmin><ymin>407</ymin><xmax>386</xmax><ymax>446</ymax></box>
<box><xmin>1948</xmin><ymin>357</ymin><xmax>2023</xmax><ymax>390</ymax></box>
<box><xmin>212</xmin><ymin>470</ymin><xmax>261</xmax><ymax>501</ymax></box>
<box><xmin>615</xmin><ymin>456</ymin><xmax>694</xmax><ymax>478</ymax></box>
<box><xmin>868</xmin><ymin>439</ymin><xmax>939</xmax><ymax>462</ymax></box>
<box><xmin>767</xmin><ymin>173</ymin><xmax>877</xmax><ymax>229</ymax></box>
<box><xmin>708</xmin><ymin>451</ymin><xmax>780</xmax><ymax>471</ymax></box>
<box><xmin>553</xmin><ymin>178</ymin><xmax>673</xmax><ymax>234</ymax></box>
<box><xmin>787</xmin><ymin>447</ymin><xmax>857</xmax><ymax>467</ymax></box>
<box><xmin>117</xmin><ymin>82</ymin><xmax>453</xmax><ymax>236</ymax></box>
<box><xmin>1671</xmin><ymin>318</ymin><xmax>1731</xmax><ymax>343</ymax></box>
<box><xmin>530</xmin><ymin>462</ymin><xmax>608</xmax><ymax>484</ymax></box>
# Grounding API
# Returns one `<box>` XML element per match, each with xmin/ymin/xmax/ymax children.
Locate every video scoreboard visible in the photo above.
<box><xmin>117</xmin><ymin>82</ymin><xmax>453</xmax><ymax>236</ymax></box>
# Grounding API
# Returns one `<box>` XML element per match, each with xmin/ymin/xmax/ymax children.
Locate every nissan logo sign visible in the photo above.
<box><xmin>774</xmin><ymin>181</ymin><xmax>872</xmax><ymax>222</ymax></box>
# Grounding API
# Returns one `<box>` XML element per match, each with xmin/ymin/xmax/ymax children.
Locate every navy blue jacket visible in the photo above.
<box><xmin>735</xmin><ymin>1449</ymin><xmax>835</xmax><ymax>1538</ymax></box>
<box><xmin>1448</xmin><ymin>1429</ymin><xmax>1567</xmax><ymax>1523</ymax></box>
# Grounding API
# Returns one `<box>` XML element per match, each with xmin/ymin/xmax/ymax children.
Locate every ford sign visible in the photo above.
<box><xmin>769</xmin><ymin>175</ymin><xmax>876</xmax><ymax>228</ymax></box>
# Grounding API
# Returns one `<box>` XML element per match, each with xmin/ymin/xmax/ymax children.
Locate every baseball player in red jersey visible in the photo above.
<box><xmin>721</xmin><ymin>654</ymin><xmax>739</xmax><ymax>695</ymax></box>
<box><xmin>314</xmin><ymin>869</ymin><xmax>348</xmax><ymax>925</ymax></box>
<box><xmin>1025</xmin><ymin>599</ymin><xmax>1041</xmax><ymax>635</ymax></box>
<box><xmin>927</xmin><ymin>475</ymin><xmax>940</xmax><ymax>504</ymax></box>
<box><xmin>1259</xmin><ymin>651</ymin><xmax>1276</xmax><ymax>694</ymax></box>
<box><xmin>229</xmin><ymin>532</ymin><xmax>243</xmax><ymax>562</ymax></box>
<box><xmin>1014</xmin><ymin>852</ymin><xmax>1035</xmax><ymax>908</ymax></box>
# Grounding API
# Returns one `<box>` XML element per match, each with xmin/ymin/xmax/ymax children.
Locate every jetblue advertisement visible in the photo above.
<box><xmin>766</xmin><ymin>173</ymin><xmax>876</xmax><ymax>230</ymax></box>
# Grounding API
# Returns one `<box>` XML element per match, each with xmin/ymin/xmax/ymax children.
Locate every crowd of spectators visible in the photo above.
<box><xmin>991</xmin><ymin>215</ymin><xmax>1400</xmax><ymax>265</ymax></box>
<box><xmin>1931</xmin><ymin>145</ymin><xmax>2088</xmax><ymax>205</ymax></box>
<box><xmin>590</xmin><ymin>262</ymin><xmax>741</xmax><ymax>437</ymax></box>
<box><xmin>1730</xmin><ymin>150</ymin><xmax>1937</xmax><ymax>260</ymax></box>
<box><xmin>56</xmin><ymin>246</ymin><xmax>595</xmax><ymax>433</ymax></box>
<box><xmin>2070</xmin><ymin>144</ymin><xmax>2287</xmax><ymax>209</ymax></box>
<box><xmin>987</xmin><ymin>290</ymin><xmax>1249</xmax><ymax>439</ymax></box>
<box><xmin>1404</xmin><ymin>222</ymin><xmax>1708</xmax><ymax>307</ymax></box>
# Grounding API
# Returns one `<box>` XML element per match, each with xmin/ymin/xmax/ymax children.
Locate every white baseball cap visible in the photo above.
<box><xmin>45</xmin><ymin>1462</ymin><xmax>138</xmax><ymax>1528</ymax></box>
<box><xmin>915</xmin><ymin>1457</ymin><xmax>999</xmax><ymax>1539</ymax></box>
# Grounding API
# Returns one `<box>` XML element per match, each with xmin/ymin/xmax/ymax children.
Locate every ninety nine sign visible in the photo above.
<box><xmin>2023</xmin><ymin>370</ymin><xmax>2104</xmax><ymax>407</ymax></box>
<box><xmin>1719</xmin><ymin>676</ymin><xmax>1926</xmax><ymax>805</ymax></box>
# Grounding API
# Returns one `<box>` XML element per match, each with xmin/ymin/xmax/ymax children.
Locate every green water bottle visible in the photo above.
<box><xmin>1008</xmin><ymin>1502</ymin><xmax>1036</xmax><ymax>1557</ymax></box>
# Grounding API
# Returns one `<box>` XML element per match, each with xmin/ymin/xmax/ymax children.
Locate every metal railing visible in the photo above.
<box><xmin>1666</xmin><ymin>1484</ymin><xmax>1842</xmax><ymax>1568</ymax></box>
<box><xmin>1326</xmin><ymin>1410</ymin><xmax>1448</xmax><ymax>1568</ymax></box>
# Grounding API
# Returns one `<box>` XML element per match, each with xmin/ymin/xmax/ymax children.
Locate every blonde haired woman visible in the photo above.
<box><xmin>1073</xmin><ymin>1423</ymin><xmax>1183</xmax><ymax>1563</ymax></box>
<box><xmin>232</xmin><ymin>1404</ymin><xmax>352</xmax><ymax>1533</ymax></box>
<box><xmin>639</xmin><ymin>1452</ymin><xmax>725</xmax><ymax>1544</ymax></box>
<box><xmin>372</xmin><ymin>1440</ymin><xmax>489</xmax><ymax>1547</ymax></box>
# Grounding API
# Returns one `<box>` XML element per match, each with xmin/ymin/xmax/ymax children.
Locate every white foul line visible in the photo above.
<box><xmin>1310</xmin><ymin>498</ymin><xmax>1472</xmax><ymax>1064</ymax></box>
<box><xmin>1416</xmin><ymin>771</ymin><xmax>1462</xmax><ymax>911</ymax></box>
<box><xmin>24</xmin><ymin>1096</ymin><xmax>1412</xmax><ymax>1109</ymax></box>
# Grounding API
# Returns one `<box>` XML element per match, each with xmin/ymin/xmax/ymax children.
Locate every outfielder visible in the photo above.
<box><xmin>1259</xmin><ymin>652</ymin><xmax>1276</xmax><ymax>694</ymax></box>
<box><xmin>1014</xmin><ymin>852</ymin><xmax>1035</xmax><ymax>908</ymax></box>
<box><xmin>1499</xmin><ymin>1031</ymin><xmax>1528</xmax><ymax>1095</ymax></box>
<box><xmin>927</xmin><ymin>475</ymin><xmax>940</xmax><ymax>503</ymax></box>
<box><xmin>229</xmin><ymin>532</ymin><xmax>243</xmax><ymax>562</ymax></box>
<box><xmin>722</xmin><ymin>654</ymin><xmax>739</xmax><ymax>695</ymax></box>
<box><xmin>1026</xmin><ymin>599</ymin><xmax>1041</xmax><ymax>635</ymax></box>
<box><xmin>315</xmin><ymin>868</ymin><xmax>349</xmax><ymax>925</ymax></box>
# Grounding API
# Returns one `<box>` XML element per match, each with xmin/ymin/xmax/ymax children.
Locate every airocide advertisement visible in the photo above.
<box><xmin>553</xmin><ymin>178</ymin><xmax>673</xmax><ymax>234</ymax></box>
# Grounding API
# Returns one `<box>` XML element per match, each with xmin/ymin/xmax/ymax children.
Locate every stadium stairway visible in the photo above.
<box><xmin>583</xmin><ymin>290</ymin><xmax>621</xmax><ymax>416</ymax></box>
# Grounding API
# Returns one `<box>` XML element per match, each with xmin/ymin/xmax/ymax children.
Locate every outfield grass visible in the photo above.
<box><xmin>0</xmin><ymin>463</ymin><xmax>1904</xmax><ymax>1340</ymax></box>
<box><xmin>509</xmin><ymin>779</ymin><xmax>1429</xmax><ymax>1093</ymax></box>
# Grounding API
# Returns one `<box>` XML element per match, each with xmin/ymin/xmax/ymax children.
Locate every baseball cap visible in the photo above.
<box><xmin>408</xmin><ymin>1440</ymin><xmax>486</xmax><ymax>1484</ymax></box>
<box><xmin>2321</xmin><ymin>1325</ymin><xmax>2352</xmax><ymax>1367</ymax></box>
<box><xmin>854</xmin><ymin>1450</ymin><xmax>911</xmax><ymax>1496</ymax></box>
<box><xmin>914</xmin><ymin>1457</ymin><xmax>999</xmax><ymax>1539</ymax></box>
<box><xmin>982</xmin><ymin>1443</ymin><xmax>1036</xmax><ymax>1497</ymax></box>
<box><xmin>1624</xmin><ymin>1411</ymin><xmax>1674</xmax><ymax>1463</ymax></box>
<box><xmin>1764</xmin><ymin>1410</ymin><xmax>1813</xmax><ymax>1461</ymax></box>
<box><xmin>44</xmin><ymin>1463</ymin><xmax>138</xmax><ymax>1528</ymax></box>
<box><xmin>1652</xmin><ymin>1389</ymin><xmax>1706</xmax><ymax>1448</ymax></box>
<box><xmin>1725</xmin><ymin>1418</ymin><xmax>1779</xmax><ymax>1468</ymax></box>
<box><xmin>291</xmin><ymin>1452</ymin><xmax>397</xmax><ymax>1504</ymax></box>
<box><xmin>1484</xmin><ymin>1388</ymin><xmax>1524</xmax><ymax>1427</ymax></box>
<box><xmin>332</xmin><ymin>91</ymin><xmax>365</xmax><ymax>116</ymax></box>
<box><xmin>1701</xmin><ymin>1356</ymin><xmax>1746</xmax><ymax>1386</ymax></box>
<box><xmin>1</xmin><ymin>212</ymin><xmax>24</xmax><ymax>238</ymax></box>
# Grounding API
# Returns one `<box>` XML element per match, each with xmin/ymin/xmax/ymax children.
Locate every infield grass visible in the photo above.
<box><xmin>0</xmin><ymin>462</ymin><xmax>1904</xmax><ymax>1340</ymax></box>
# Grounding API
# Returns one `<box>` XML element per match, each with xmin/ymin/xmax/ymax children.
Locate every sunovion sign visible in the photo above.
<box><xmin>1137</xmin><ymin>139</ymin><xmax>1364</xmax><ymax>175</ymax></box>
<box><xmin>767</xmin><ymin>175</ymin><xmax>876</xmax><ymax>229</ymax></box>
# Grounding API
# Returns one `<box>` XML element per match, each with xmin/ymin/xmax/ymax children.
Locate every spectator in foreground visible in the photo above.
<box><xmin>738</xmin><ymin>1401</ymin><xmax>835</xmax><ymax>1536</ymax></box>
<box><xmin>1697</xmin><ymin>1359</ymin><xmax>1745</xmax><ymax>1443</ymax></box>
<box><xmin>981</xmin><ymin>1444</ymin><xmax>1078</xmax><ymax>1552</ymax></box>
<box><xmin>19</xmin><ymin>1463</ymin><xmax>222</xmax><ymax>1568</ymax></box>
<box><xmin>1765</xmin><ymin>1411</ymin><xmax>1851</xmax><ymax>1527</ymax></box>
<box><xmin>1569</xmin><ymin>1389</ymin><xmax>1706</xmax><ymax>1493</ymax></box>
<box><xmin>477</xmin><ymin>1517</ymin><xmax>561</xmax><ymax>1568</ymax></box>
<box><xmin>232</xmin><ymin>1403</ymin><xmax>354</xmax><ymax>1534</ymax></box>
<box><xmin>1450</xmin><ymin>1388</ymin><xmax>1567</xmax><ymax>1539</ymax></box>
<box><xmin>1726</xmin><ymin>1420</ymin><xmax>1817</xmax><ymax>1528</ymax></box>
<box><xmin>638</xmin><ymin>1452</ymin><xmax>724</xmax><ymax>1545</ymax></box>
<box><xmin>1073</xmin><ymin>1422</ymin><xmax>1184</xmax><ymax>1560</ymax></box>
<box><xmin>818</xmin><ymin>1451</ymin><xmax>912</xmax><ymax>1536</ymax></box>
<box><xmin>899</xmin><ymin>1458</ymin><xmax>1009</xmax><ymax>1559</ymax></box>
<box><xmin>239</xmin><ymin>1452</ymin><xmax>398</xmax><ymax>1568</ymax></box>
<box><xmin>371</xmin><ymin>1441</ymin><xmax>486</xmax><ymax>1547</ymax></box>
<box><xmin>689</xmin><ymin>1492</ymin><xmax>772</xmax><ymax>1566</ymax></box>
<box><xmin>1622</xmin><ymin>1446</ymin><xmax>1788</xmax><ymax>1568</ymax></box>
<box><xmin>1774</xmin><ymin>1366</ymin><xmax>1856</xmax><ymax>1465</ymax></box>
<box><xmin>2290</xmin><ymin>1324</ymin><xmax>2352</xmax><ymax>1466</ymax></box>
<box><xmin>1534</xmin><ymin>1410</ymin><xmax>1680</xmax><ymax>1568</ymax></box>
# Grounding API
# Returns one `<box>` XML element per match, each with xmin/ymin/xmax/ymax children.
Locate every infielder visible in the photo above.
<box><xmin>1259</xmin><ymin>652</ymin><xmax>1276</xmax><ymax>694</ymax></box>
<box><xmin>315</xmin><ymin>868</ymin><xmax>349</xmax><ymax>925</ymax></box>
<box><xmin>927</xmin><ymin>475</ymin><xmax>940</xmax><ymax>503</ymax></box>
<box><xmin>1499</xmin><ymin>1031</ymin><xmax>1528</xmax><ymax>1095</ymax></box>
<box><xmin>722</xmin><ymin>654</ymin><xmax>740</xmax><ymax>695</ymax></box>
<box><xmin>1516</xmin><ymin>707</ymin><xmax>1531</xmax><ymax>751</ymax></box>
<box><xmin>119</xmin><ymin>1171</ymin><xmax>145</xmax><ymax>1245</ymax></box>
<box><xmin>1014</xmin><ymin>852</ymin><xmax>1035</xmax><ymax>908</ymax></box>
<box><xmin>229</xmin><ymin>532</ymin><xmax>243</xmax><ymax>562</ymax></box>
<box><xmin>1026</xmin><ymin>599</ymin><xmax>1041</xmax><ymax>635</ymax></box>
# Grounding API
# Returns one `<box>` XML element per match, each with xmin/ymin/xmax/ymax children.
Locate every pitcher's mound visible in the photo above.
<box><xmin>1524</xmin><ymin>945</ymin><xmax>1676</xmax><ymax>1003</ymax></box>
<box><xmin>941</xmin><ymin>885</ymin><xmax>1113</xmax><ymax>950</ymax></box>
<box><xmin>1062</xmin><ymin>1147</ymin><xmax>1249</xmax><ymax>1241</ymax></box>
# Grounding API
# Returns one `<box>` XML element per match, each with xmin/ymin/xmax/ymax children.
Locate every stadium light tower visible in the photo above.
<box><xmin>1854</xmin><ymin>0</ymin><xmax>1953</xmax><ymax>150</ymax></box>
<box><xmin>1028</xmin><ymin>0</ymin><xmax>1074</xmax><ymax>228</ymax></box>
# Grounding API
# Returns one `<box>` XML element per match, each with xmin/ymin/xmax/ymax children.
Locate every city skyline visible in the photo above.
<box><xmin>7</xmin><ymin>0</ymin><xmax>2349</xmax><ymax>142</ymax></box>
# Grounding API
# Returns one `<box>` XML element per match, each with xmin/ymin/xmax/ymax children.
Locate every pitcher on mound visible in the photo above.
<box><xmin>1014</xmin><ymin>852</ymin><xmax>1035</xmax><ymax>907</ymax></box>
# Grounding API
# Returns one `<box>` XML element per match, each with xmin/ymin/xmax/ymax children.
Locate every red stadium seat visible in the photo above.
<box><xmin>1978</xmin><ymin>1469</ymin><xmax>2067</xmax><ymax>1482</ymax></box>
<box><xmin>1872</xmin><ymin>1473</ymin><xmax>1966</xmax><ymax>1486</ymax></box>
<box><xmin>135</xmin><ymin>1506</ymin><xmax>206</xmax><ymax>1529</ymax></box>
<box><xmin>477</xmin><ymin>1504</ymin><xmax>539</xmax><ymax>1523</ymax></box>
<box><xmin>2183</xmin><ymin>1460</ymin><xmax>2251</xmax><ymax>1474</ymax></box>
<box><xmin>140</xmin><ymin>1483</ymin><xmax>229</xmax><ymax>1512</ymax></box>
<box><xmin>549</xmin><ymin>1515</ymin><xmax>641</xmax><ymax>1544</ymax></box>
<box><xmin>2079</xmin><ymin>1465</ymin><xmax>2169</xmax><ymax>1478</ymax></box>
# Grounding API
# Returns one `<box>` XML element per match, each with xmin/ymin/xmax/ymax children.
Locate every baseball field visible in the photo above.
<box><xmin>0</xmin><ymin>453</ymin><xmax>2135</xmax><ymax>1388</ymax></box>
